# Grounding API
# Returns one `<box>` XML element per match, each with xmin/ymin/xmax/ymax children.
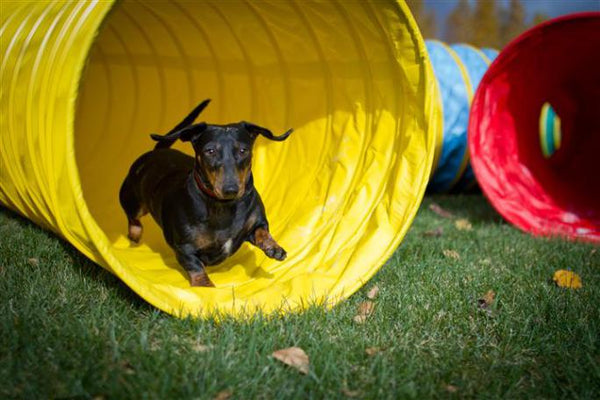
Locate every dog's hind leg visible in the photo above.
<box><xmin>119</xmin><ymin>174</ymin><xmax>147</xmax><ymax>243</ymax></box>
<box><xmin>127</xmin><ymin>217</ymin><xmax>144</xmax><ymax>243</ymax></box>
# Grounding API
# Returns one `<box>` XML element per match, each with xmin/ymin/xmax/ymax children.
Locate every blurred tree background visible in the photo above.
<box><xmin>406</xmin><ymin>0</ymin><xmax>549</xmax><ymax>48</ymax></box>
<box><xmin>406</xmin><ymin>0</ymin><xmax>439</xmax><ymax>38</ymax></box>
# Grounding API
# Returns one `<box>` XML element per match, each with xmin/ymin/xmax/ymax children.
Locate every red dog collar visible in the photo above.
<box><xmin>193</xmin><ymin>170</ymin><xmax>219</xmax><ymax>199</ymax></box>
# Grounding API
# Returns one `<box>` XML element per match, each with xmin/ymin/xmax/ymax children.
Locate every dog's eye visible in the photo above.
<box><xmin>238</xmin><ymin>148</ymin><xmax>248</xmax><ymax>155</ymax></box>
<box><xmin>204</xmin><ymin>148</ymin><xmax>216</xmax><ymax>156</ymax></box>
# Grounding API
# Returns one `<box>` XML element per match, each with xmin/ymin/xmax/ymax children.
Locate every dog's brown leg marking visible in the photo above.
<box><xmin>189</xmin><ymin>270</ymin><xmax>215</xmax><ymax>287</ymax></box>
<box><xmin>128</xmin><ymin>218</ymin><xmax>143</xmax><ymax>243</ymax></box>
<box><xmin>253</xmin><ymin>226</ymin><xmax>287</xmax><ymax>261</ymax></box>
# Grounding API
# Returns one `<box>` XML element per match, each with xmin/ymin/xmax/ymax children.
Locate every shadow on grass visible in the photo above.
<box><xmin>1</xmin><ymin>206</ymin><xmax>153</xmax><ymax>313</ymax></box>
<box><xmin>57</xmin><ymin>240</ymin><xmax>153</xmax><ymax>313</ymax></box>
<box><xmin>423</xmin><ymin>193</ymin><xmax>506</xmax><ymax>224</ymax></box>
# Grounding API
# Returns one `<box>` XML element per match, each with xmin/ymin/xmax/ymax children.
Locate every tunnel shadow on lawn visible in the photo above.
<box><xmin>1</xmin><ymin>206</ymin><xmax>154</xmax><ymax>314</ymax></box>
<box><xmin>56</xmin><ymin>240</ymin><xmax>154</xmax><ymax>313</ymax></box>
<box><xmin>422</xmin><ymin>193</ymin><xmax>506</xmax><ymax>225</ymax></box>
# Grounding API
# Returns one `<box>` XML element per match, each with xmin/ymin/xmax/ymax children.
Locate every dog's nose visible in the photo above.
<box><xmin>222</xmin><ymin>184</ymin><xmax>239</xmax><ymax>197</ymax></box>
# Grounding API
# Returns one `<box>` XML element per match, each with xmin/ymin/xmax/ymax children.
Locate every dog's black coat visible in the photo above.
<box><xmin>119</xmin><ymin>100</ymin><xmax>292</xmax><ymax>286</ymax></box>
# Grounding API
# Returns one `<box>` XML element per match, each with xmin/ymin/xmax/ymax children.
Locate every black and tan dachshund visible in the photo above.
<box><xmin>119</xmin><ymin>100</ymin><xmax>292</xmax><ymax>287</ymax></box>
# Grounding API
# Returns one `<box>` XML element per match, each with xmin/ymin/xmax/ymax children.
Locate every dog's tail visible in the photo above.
<box><xmin>153</xmin><ymin>99</ymin><xmax>210</xmax><ymax>149</ymax></box>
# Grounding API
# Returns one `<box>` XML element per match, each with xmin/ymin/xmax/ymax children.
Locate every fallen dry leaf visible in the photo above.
<box><xmin>365</xmin><ymin>347</ymin><xmax>381</xmax><ymax>356</ymax></box>
<box><xmin>121</xmin><ymin>361</ymin><xmax>135</xmax><ymax>375</ymax></box>
<box><xmin>444</xmin><ymin>384</ymin><xmax>458</xmax><ymax>393</ymax></box>
<box><xmin>27</xmin><ymin>258</ymin><xmax>39</xmax><ymax>267</ymax></box>
<box><xmin>443</xmin><ymin>249</ymin><xmax>460</xmax><ymax>260</ymax></box>
<box><xmin>429</xmin><ymin>202</ymin><xmax>454</xmax><ymax>218</ymax></box>
<box><xmin>341</xmin><ymin>388</ymin><xmax>362</xmax><ymax>398</ymax></box>
<box><xmin>553</xmin><ymin>270</ymin><xmax>582</xmax><ymax>289</ymax></box>
<box><xmin>423</xmin><ymin>227</ymin><xmax>444</xmax><ymax>237</ymax></box>
<box><xmin>366</xmin><ymin>285</ymin><xmax>380</xmax><ymax>300</ymax></box>
<box><xmin>478</xmin><ymin>290</ymin><xmax>496</xmax><ymax>309</ymax></box>
<box><xmin>192</xmin><ymin>343</ymin><xmax>211</xmax><ymax>353</ymax></box>
<box><xmin>272</xmin><ymin>347</ymin><xmax>309</xmax><ymax>374</ymax></box>
<box><xmin>212</xmin><ymin>389</ymin><xmax>232</xmax><ymax>400</ymax></box>
<box><xmin>454</xmin><ymin>218</ymin><xmax>472</xmax><ymax>231</ymax></box>
<box><xmin>353</xmin><ymin>301</ymin><xmax>375</xmax><ymax>324</ymax></box>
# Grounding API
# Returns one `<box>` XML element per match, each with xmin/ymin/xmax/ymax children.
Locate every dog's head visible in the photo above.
<box><xmin>151</xmin><ymin>100</ymin><xmax>293</xmax><ymax>200</ymax></box>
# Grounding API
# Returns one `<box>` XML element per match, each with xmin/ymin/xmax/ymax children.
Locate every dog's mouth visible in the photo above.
<box><xmin>195</xmin><ymin>173</ymin><xmax>244</xmax><ymax>200</ymax></box>
<box><xmin>214</xmin><ymin>187</ymin><xmax>244</xmax><ymax>201</ymax></box>
<box><xmin>194</xmin><ymin>167</ymin><xmax>249</xmax><ymax>201</ymax></box>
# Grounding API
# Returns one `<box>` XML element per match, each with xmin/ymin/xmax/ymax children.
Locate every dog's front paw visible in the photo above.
<box><xmin>265</xmin><ymin>246</ymin><xmax>287</xmax><ymax>261</ymax></box>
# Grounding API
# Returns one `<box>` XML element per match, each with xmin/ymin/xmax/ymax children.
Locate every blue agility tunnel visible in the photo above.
<box><xmin>426</xmin><ymin>41</ymin><xmax>498</xmax><ymax>193</ymax></box>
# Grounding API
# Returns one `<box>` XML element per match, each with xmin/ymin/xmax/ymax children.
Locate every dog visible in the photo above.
<box><xmin>119</xmin><ymin>99</ymin><xmax>292</xmax><ymax>287</ymax></box>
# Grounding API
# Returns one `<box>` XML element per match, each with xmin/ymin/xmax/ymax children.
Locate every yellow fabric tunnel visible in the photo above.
<box><xmin>1</xmin><ymin>1</ymin><xmax>439</xmax><ymax>318</ymax></box>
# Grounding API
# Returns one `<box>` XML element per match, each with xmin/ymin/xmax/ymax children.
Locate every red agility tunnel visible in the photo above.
<box><xmin>469</xmin><ymin>13</ymin><xmax>600</xmax><ymax>243</ymax></box>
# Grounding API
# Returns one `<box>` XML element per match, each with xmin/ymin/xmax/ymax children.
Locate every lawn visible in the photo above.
<box><xmin>1</xmin><ymin>195</ymin><xmax>598</xmax><ymax>399</ymax></box>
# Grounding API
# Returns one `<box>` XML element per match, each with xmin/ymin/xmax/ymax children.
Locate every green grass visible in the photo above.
<box><xmin>1</xmin><ymin>195</ymin><xmax>599</xmax><ymax>399</ymax></box>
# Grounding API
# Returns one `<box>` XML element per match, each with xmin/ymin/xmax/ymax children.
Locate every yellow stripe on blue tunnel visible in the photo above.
<box><xmin>0</xmin><ymin>0</ymin><xmax>440</xmax><ymax>318</ymax></box>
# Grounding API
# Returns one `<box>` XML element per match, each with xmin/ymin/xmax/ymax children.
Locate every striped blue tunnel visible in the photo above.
<box><xmin>426</xmin><ymin>41</ymin><xmax>498</xmax><ymax>193</ymax></box>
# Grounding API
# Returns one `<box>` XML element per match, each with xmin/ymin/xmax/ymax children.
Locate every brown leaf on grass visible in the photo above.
<box><xmin>553</xmin><ymin>270</ymin><xmax>582</xmax><ymax>289</ymax></box>
<box><xmin>212</xmin><ymin>389</ymin><xmax>232</xmax><ymax>400</ymax></box>
<box><xmin>444</xmin><ymin>384</ymin><xmax>458</xmax><ymax>393</ymax></box>
<box><xmin>478</xmin><ymin>290</ymin><xmax>496</xmax><ymax>310</ymax></box>
<box><xmin>341</xmin><ymin>388</ymin><xmax>362</xmax><ymax>398</ymax></box>
<box><xmin>353</xmin><ymin>301</ymin><xmax>375</xmax><ymax>324</ymax></box>
<box><xmin>272</xmin><ymin>347</ymin><xmax>309</xmax><ymax>374</ymax></box>
<box><xmin>443</xmin><ymin>249</ymin><xmax>460</xmax><ymax>260</ymax></box>
<box><xmin>365</xmin><ymin>347</ymin><xmax>381</xmax><ymax>356</ymax></box>
<box><xmin>27</xmin><ymin>258</ymin><xmax>39</xmax><ymax>267</ymax></box>
<box><xmin>423</xmin><ymin>227</ymin><xmax>444</xmax><ymax>237</ymax></box>
<box><xmin>454</xmin><ymin>218</ymin><xmax>472</xmax><ymax>231</ymax></box>
<box><xmin>429</xmin><ymin>202</ymin><xmax>454</xmax><ymax>218</ymax></box>
<box><xmin>193</xmin><ymin>343</ymin><xmax>211</xmax><ymax>353</ymax></box>
<box><xmin>366</xmin><ymin>285</ymin><xmax>380</xmax><ymax>300</ymax></box>
<box><xmin>121</xmin><ymin>361</ymin><xmax>135</xmax><ymax>375</ymax></box>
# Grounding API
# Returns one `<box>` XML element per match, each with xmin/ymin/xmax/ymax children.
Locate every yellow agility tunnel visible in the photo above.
<box><xmin>1</xmin><ymin>1</ymin><xmax>438</xmax><ymax>317</ymax></box>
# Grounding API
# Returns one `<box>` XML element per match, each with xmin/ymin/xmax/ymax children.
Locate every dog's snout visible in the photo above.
<box><xmin>222</xmin><ymin>183</ymin><xmax>239</xmax><ymax>197</ymax></box>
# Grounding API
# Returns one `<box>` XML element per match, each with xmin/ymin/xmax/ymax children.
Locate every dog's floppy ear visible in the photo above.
<box><xmin>151</xmin><ymin>123</ymin><xmax>207</xmax><ymax>146</ymax></box>
<box><xmin>243</xmin><ymin>122</ymin><xmax>293</xmax><ymax>142</ymax></box>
